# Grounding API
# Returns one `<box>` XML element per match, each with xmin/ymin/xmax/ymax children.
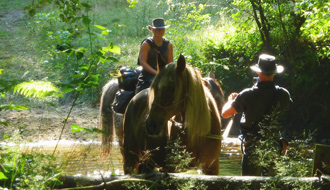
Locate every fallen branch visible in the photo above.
<box><xmin>54</xmin><ymin>172</ymin><xmax>330</xmax><ymax>190</ymax></box>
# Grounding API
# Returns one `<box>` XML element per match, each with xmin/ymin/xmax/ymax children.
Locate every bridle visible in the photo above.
<box><xmin>150</xmin><ymin>71</ymin><xmax>191</xmax><ymax>117</ymax></box>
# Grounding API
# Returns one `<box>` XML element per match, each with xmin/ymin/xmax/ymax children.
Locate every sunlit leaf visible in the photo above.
<box><xmin>13</xmin><ymin>81</ymin><xmax>63</xmax><ymax>98</ymax></box>
<box><xmin>71</xmin><ymin>124</ymin><xmax>105</xmax><ymax>134</ymax></box>
<box><xmin>223</xmin><ymin>65</ymin><xmax>230</xmax><ymax>70</ymax></box>
<box><xmin>108</xmin><ymin>45</ymin><xmax>121</xmax><ymax>54</ymax></box>
<box><xmin>3</xmin><ymin>134</ymin><xmax>9</xmax><ymax>139</ymax></box>
<box><xmin>127</xmin><ymin>0</ymin><xmax>138</xmax><ymax>8</ymax></box>
<box><xmin>0</xmin><ymin>102</ymin><xmax>28</xmax><ymax>112</ymax></box>
<box><xmin>94</xmin><ymin>25</ymin><xmax>107</xmax><ymax>30</ymax></box>
<box><xmin>0</xmin><ymin>172</ymin><xmax>7</xmax><ymax>180</ymax></box>
<box><xmin>62</xmin><ymin>87</ymin><xmax>74</xmax><ymax>93</ymax></box>
<box><xmin>102</xmin><ymin>30</ymin><xmax>109</xmax><ymax>35</ymax></box>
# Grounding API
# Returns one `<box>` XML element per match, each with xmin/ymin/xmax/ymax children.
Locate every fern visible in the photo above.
<box><xmin>13</xmin><ymin>81</ymin><xmax>63</xmax><ymax>99</ymax></box>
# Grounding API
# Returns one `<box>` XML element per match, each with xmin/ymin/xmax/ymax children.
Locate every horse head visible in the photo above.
<box><xmin>145</xmin><ymin>54</ymin><xmax>187</xmax><ymax>135</ymax></box>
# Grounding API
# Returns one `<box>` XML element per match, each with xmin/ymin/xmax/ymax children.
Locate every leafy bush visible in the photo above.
<box><xmin>0</xmin><ymin>130</ymin><xmax>62</xmax><ymax>189</ymax></box>
<box><xmin>165</xmin><ymin>132</ymin><xmax>192</xmax><ymax>173</ymax></box>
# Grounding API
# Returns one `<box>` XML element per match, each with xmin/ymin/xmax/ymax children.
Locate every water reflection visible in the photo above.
<box><xmin>220</xmin><ymin>138</ymin><xmax>242</xmax><ymax>176</ymax></box>
<box><xmin>1</xmin><ymin>138</ymin><xmax>242</xmax><ymax>176</ymax></box>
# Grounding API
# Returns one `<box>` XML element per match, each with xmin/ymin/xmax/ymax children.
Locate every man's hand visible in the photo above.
<box><xmin>228</xmin><ymin>93</ymin><xmax>238</xmax><ymax>101</ymax></box>
<box><xmin>221</xmin><ymin>92</ymin><xmax>238</xmax><ymax>119</ymax></box>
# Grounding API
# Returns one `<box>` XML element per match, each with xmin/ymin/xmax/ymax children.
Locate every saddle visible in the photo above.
<box><xmin>112</xmin><ymin>67</ymin><xmax>142</xmax><ymax>114</ymax></box>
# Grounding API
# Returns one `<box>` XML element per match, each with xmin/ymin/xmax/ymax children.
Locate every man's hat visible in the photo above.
<box><xmin>250</xmin><ymin>54</ymin><xmax>284</xmax><ymax>74</ymax></box>
<box><xmin>148</xmin><ymin>18</ymin><xmax>169</xmax><ymax>30</ymax></box>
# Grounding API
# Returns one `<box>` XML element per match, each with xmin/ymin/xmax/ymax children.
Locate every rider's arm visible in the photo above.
<box><xmin>167</xmin><ymin>42</ymin><xmax>173</xmax><ymax>63</ymax></box>
<box><xmin>139</xmin><ymin>41</ymin><xmax>158</xmax><ymax>76</ymax></box>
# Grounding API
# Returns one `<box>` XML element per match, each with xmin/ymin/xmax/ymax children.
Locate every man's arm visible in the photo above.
<box><xmin>221</xmin><ymin>93</ymin><xmax>238</xmax><ymax>118</ymax></box>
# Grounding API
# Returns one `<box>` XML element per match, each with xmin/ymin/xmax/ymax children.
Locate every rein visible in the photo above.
<box><xmin>152</xmin><ymin>95</ymin><xmax>187</xmax><ymax>112</ymax></box>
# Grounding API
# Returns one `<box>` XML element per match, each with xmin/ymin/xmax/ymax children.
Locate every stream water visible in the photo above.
<box><xmin>1</xmin><ymin>138</ymin><xmax>242</xmax><ymax>176</ymax></box>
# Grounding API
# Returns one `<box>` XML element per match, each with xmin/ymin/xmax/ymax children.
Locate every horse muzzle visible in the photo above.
<box><xmin>145</xmin><ymin>117</ymin><xmax>167</xmax><ymax>136</ymax></box>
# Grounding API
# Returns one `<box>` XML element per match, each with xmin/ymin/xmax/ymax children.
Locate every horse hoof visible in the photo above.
<box><xmin>138</xmin><ymin>163</ymin><xmax>154</xmax><ymax>174</ymax></box>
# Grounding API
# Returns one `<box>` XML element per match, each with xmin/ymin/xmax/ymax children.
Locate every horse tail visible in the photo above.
<box><xmin>99</xmin><ymin>78</ymin><xmax>119</xmax><ymax>157</ymax></box>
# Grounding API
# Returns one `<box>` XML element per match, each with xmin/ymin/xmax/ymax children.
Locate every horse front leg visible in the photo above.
<box><xmin>123</xmin><ymin>148</ymin><xmax>140</xmax><ymax>174</ymax></box>
<box><xmin>201</xmin><ymin>158</ymin><xmax>219</xmax><ymax>175</ymax></box>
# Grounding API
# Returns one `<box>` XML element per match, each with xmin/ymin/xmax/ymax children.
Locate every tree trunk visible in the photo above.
<box><xmin>53</xmin><ymin>173</ymin><xmax>330</xmax><ymax>190</ymax></box>
<box><xmin>249</xmin><ymin>0</ymin><xmax>272</xmax><ymax>51</ymax></box>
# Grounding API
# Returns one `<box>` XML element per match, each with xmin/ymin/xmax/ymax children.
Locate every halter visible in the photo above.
<box><xmin>150</xmin><ymin>71</ymin><xmax>191</xmax><ymax>115</ymax></box>
<box><xmin>150</xmin><ymin>70</ymin><xmax>222</xmax><ymax>141</ymax></box>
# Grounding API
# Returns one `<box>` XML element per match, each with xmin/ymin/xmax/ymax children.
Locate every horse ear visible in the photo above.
<box><xmin>176</xmin><ymin>53</ymin><xmax>186</xmax><ymax>74</ymax></box>
<box><xmin>209</xmin><ymin>71</ymin><xmax>215</xmax><ymax>79</ymax></box>
<box><xmin>157</xmin><ymin>51</ymin><xmax>167</xmax><ymax>72</ymax></box>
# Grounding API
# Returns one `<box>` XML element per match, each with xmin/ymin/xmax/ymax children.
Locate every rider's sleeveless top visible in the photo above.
<box><xmin>140</xmin><ymin>37</ymin><xmax>169</xmax><ymax>79</ymax></box>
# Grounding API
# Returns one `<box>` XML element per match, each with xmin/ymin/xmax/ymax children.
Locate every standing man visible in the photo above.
<box><xmin>222</xmin><ymin>54</ymin><xmax>293</xmax><ymax>176</ymax></box>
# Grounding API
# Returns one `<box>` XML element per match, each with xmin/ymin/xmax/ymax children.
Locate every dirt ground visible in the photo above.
<box><xmin>0</xmin><ymin>104</ymin><xmax>101</xmax><ymax>143</ymax></box>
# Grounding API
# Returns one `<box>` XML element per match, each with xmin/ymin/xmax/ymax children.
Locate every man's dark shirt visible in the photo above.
<box><xmin>232</xmin><ymin>81</ymin><xmax>292</xmax><ymax>136</ymax></box>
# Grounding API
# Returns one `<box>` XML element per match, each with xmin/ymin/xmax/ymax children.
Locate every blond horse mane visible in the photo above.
<box><xmin>149</xmin><ymin>63</ymin><xmax>215</xmax><ymax>147</ymax></box>
<box><xmin>184</xmin><ymin>66</ymin><xmax>213</xmax><ymax>146</ymax></box>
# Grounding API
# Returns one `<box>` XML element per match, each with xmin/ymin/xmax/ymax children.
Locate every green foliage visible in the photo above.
<box><xmin>0</xmin><ymin>171</ymin><xmax>7</xmax><ymax>180</ymax></box>
<box><xmin>0</xmin><ymin>102</ymin><xmax>27</xmax><ymax>112</ymax></box>
<box><xmin>251</xmin><ymin>110</ymin><xmax>314</xmax><ymax>177</ymax></box>
<box><xmin>124</xmin><ymin>181</ymin><xmax>150</xmax><ymax>190</ymax></box>
<box><xmin>13</xmin><ymin>81</ymin><xmax>63</xmax><ymax>99</ymax></box>
<box><xmin>297</xmin><ymin>1</ymin><xmax>330</xmax><ymax>42</ymax></box>
<box><xmin>0</xmin><ymin>131</ymin><xmax>62</xmax><ymax>189</ymax></box>
<box><xmin>165</xmin><ymin>133</ymin><xmax>193</xmax><ymax>173</ymax></box>
<box><xmin>275</xmin><ymin>130</ymin><xmax>315</xmax><ymax>177</ymax></box>
<box><xmin>25</xmin><ymin>0</ymin><xmax>121</xmax><ymax>104</ymax></box>
<box><xmin>124</xmin><ymin>175</ymin><xmax>208</xmax><ymax>190</ymax></box>
<box><xmin>1</xmin><ymin>153</ymin><xmax>61</xmax><ymax>189</ymax></box>
<box><xmin>71</xmin><ymin>124</ymin><xmax>105</xmax><ymax>134</ymax></box>
<box><xmin>159</xmin><ymin>176</ymin><xmax>208</xmax><ymax>190</ymax></box>
<box><xmin>248</xmin><ymin>110</ymin><xmax>316</xmax><ymax>189</ymax></box>
<box><xmin>165</xmin><ymin>1</ymin><xmax>211</xmax><ymax>31</ymax></box>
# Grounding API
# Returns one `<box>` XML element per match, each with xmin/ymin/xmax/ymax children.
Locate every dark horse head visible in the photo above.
<box><xmin>145</xmin><ymin>54</ymin><xmax>187</xmax><ymax>135</ymax></box>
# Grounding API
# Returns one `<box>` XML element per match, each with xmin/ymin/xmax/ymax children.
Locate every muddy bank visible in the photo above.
<box><xmin>0</xmin><ymin>104</ymin><xmax>100</xmax><ymax>142</ymax></box>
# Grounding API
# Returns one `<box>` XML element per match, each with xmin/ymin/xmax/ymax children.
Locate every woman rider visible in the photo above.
<box><xmin>135</xmin><ymin>18</ymin><xmax>173</xmax><ymax>94</ymax></box>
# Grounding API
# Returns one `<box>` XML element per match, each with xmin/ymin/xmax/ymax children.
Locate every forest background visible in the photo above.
<box><xmin>1</xmin><ymin>0</ymin><xmax>330</xmax><ymax>144</ymax></box>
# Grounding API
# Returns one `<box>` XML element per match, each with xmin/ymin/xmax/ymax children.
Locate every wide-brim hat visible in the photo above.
<box><xmin>148</xmin><ymin>18</ymin><xmax>170</xmax><ymax>29</ymax></box>
<box><xmin>250</xmin><ymin>54</ymin><xmax>284</xmax><ymax>74</ymax></box>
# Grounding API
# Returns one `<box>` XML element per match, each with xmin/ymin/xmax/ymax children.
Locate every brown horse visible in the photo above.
<box><xmin>99</xmin><ymin>67</ymin><xmax>224</xmax><ymax>160</ymax></box>
<box><xmin>121</xmin><ymin>54</ymin><xmax>222</xmax><ymax>175</ymax></box>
